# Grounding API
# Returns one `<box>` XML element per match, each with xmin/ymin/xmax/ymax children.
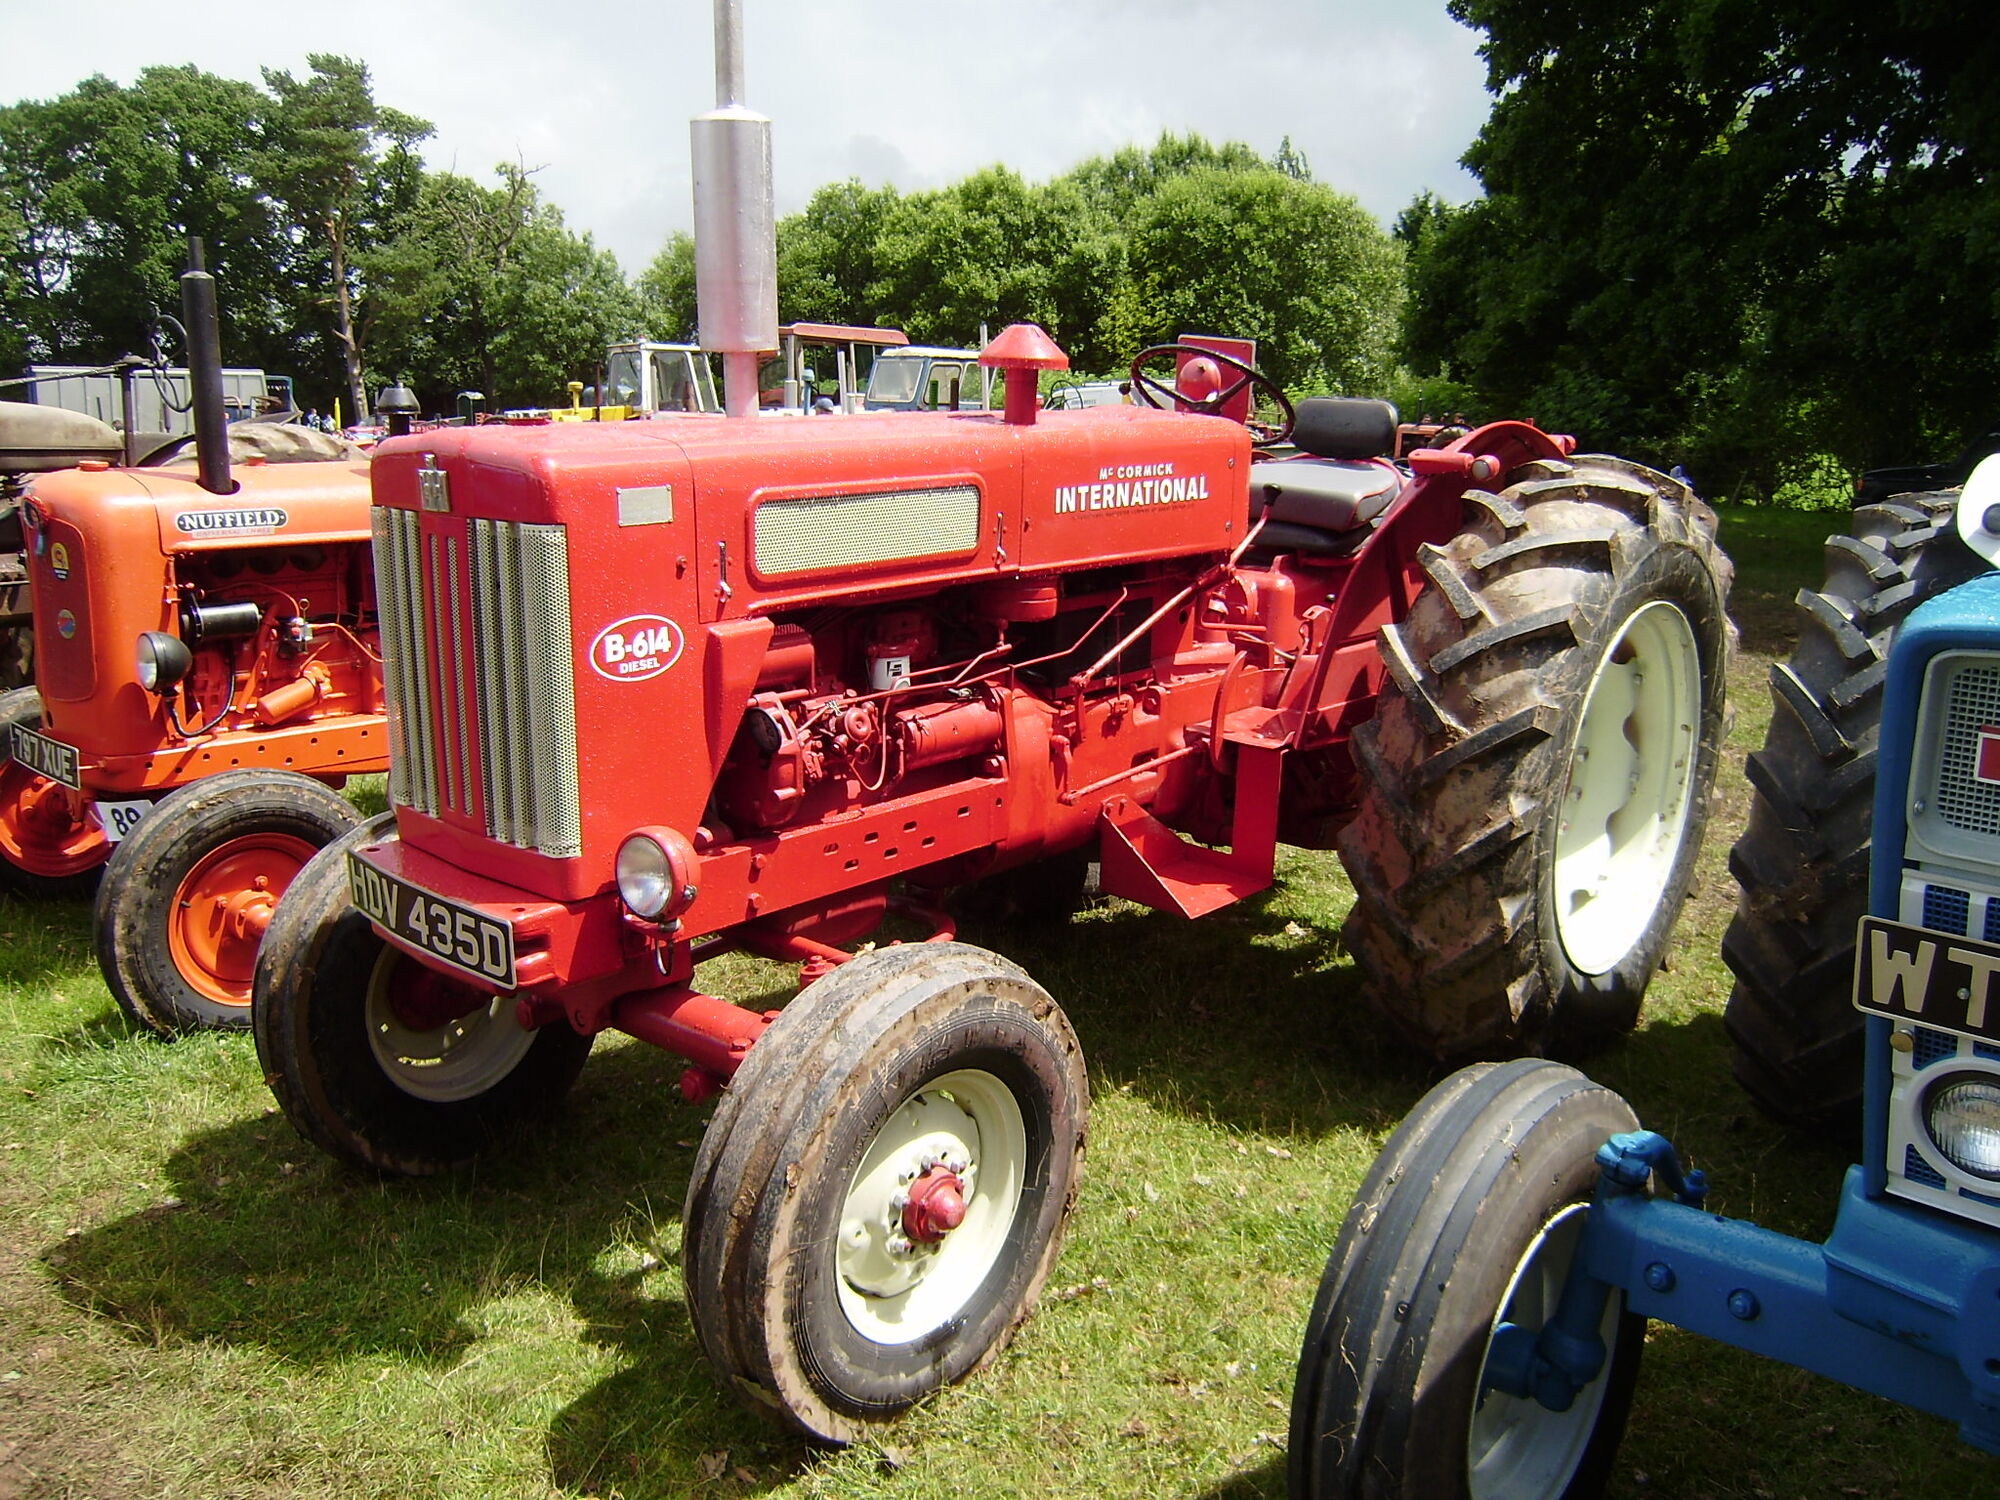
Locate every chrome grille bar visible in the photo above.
<box><xmin>371</xmin><ymin>506</ymin><xmax>437</xmax><ymax>814</ymax></box>
<box><xmin>377</xmin><ymin>503</ymin><xmax>578</xmax><ymax>857</ymax></box>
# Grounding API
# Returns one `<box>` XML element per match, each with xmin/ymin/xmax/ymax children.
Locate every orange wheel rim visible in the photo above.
<box><xmin>0</xmin><ymin>762</ymin><xmax>108</xmax><ymax>877</ymax></box>
<box><xmin>166</xmin><ymin>832</ymin><xmax>320</xmax><ymax>1007</ymax></box>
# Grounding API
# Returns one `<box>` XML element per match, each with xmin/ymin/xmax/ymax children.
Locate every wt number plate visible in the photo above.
<box><xmin>348</xmin><ymin>852</ymin><xmax>516</xmax><ymax>989</ymax></box>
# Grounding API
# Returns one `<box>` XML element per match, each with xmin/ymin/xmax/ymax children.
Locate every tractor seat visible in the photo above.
<box><xmin>1245</xmin><ymin>396</ymin><xmax>1402</xmax><ymax>554</ymax></box>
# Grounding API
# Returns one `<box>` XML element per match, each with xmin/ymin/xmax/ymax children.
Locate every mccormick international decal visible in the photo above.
<box><xmin>175</xmin><ymin>507</ymin><xmax>288</xmax><ymax>536</ymax></box>
<box><xmin>1053</xmin><ymin>461</ymin><xmax>1210</xmax><ymax>516</ymax></box>
<box><xmin>588</xmin><ymin>614</ymin><xmax>686</xmax><ymax>683</ymax></box>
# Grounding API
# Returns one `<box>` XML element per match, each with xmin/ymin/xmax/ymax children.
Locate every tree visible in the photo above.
<box><xmin>256</xmin><ymin>55</ymin><xmax>430</xmax><ymax>420</ymax></box>
<box><xmin>636</xmin><ymin>231</ymin><xmax>699</xmax><ymax>342</ymax></box>
<box><xmin>1412</xmin><ymin>0</ymin><xmax>2000</xmax><ymax>487</ymax></box>
<box><xmin>865</xmin><ymin>168</ymin><xmax>1122</xmax><ymax>366</ymax></box>
<box><xmin>0</xmin><ymin>68</ymin><xmax>278</xmax><ymax>372</ymax></box>
<box><xmin>1105</xmin><ymin>167</ymin><xmax>1404</xmax><ymax>395</ymax></box>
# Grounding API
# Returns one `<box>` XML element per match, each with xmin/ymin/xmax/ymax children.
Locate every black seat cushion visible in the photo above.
<box><xmin>1291</xmin><ymin>397</ymin><xmax>1398</xmax><ymax>460</ymax></box>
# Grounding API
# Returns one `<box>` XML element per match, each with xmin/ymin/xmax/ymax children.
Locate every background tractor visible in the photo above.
<box><xmin>1291</xmin><ymin>455</ymin><xmax>2000</xmax><ymax>1498</ymax></box>
<box><xmin>1725</xmin><ymin>486</ymin><xmax>1987</xmax><ymax>1122</ymax></box>
<box><xmin>0</xmin><ymin>244</ymin><xmax>389</xmax><ymax>1036</ymax></box>
<box><xmin>250</xmin><ymin>0</ymin><xmax>1734</xmax><ymax>1445</ymax></box>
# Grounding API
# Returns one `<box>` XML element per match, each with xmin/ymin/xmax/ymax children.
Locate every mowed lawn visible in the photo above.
<box><xmin>1</xmin><ymin>505</ymin><xmax>1993</xmax><ymax>1499</ymax></box>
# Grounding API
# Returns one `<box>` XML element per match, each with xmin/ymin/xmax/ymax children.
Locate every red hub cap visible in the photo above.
<box><xmin>168</xmin><ymin>833</ymin><xmax>319</xmax><ymax>1006</ymax></box>
<box><xmin>901</xmin><ymin>1165</ymin><xmax>969</xmax><ymax>1243</ymax></box>
<box><xmin>0</xmin><ymin>764</ymin><xmax>108</xmax><ymax>877</ymax></box>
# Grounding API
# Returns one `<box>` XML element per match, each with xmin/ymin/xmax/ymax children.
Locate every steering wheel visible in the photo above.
<box><xmin>1127</xmin><ymin>343</ymin><xmax>1295</xmax><ymax>447</ymax></box>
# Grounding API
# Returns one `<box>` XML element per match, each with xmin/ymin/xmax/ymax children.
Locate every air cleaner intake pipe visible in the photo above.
<box><xmin>692</xmin><ymin>0</ymin><xmax>778</xmax><ymax>419</ymax></box>
<box><xmin>180</xmin><ymin>237</ymin><xmax>236</xmax><ymax>496</ymax></box>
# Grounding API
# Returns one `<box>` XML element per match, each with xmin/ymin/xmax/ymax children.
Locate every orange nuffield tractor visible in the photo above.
<box><xmin>0</xmin><ymin>249</ymin><xmax>387</xmax><ymax>1034</ymax></box>
<box><xmin>250</xmin><ymin>5</ymin><xmax>1735</xmax><ymax>1447</ymax></box>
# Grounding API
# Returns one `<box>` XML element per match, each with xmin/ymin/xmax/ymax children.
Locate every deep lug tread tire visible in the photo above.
<box><xmin>0</xmin><ymin>686</ymin><xmax>106</xmax><ymax>899</ymax></box>
<box><xmin>683</xmin><ymin>941</ymin><xmax>1088</xmax><ymax>1444</ymax></box>
<box><xmin>1289</xmin><ymin>1058</ymin><xmax>1644</xmax><ymax>1499</ymax></box>
<box><xmin>1337</xmin><ymin>458</ymin><xmax>1733</xmax><ymax>1059</ymax></box>
<box><xmin>1723</xmin><ymin>490</ymin><xmax>1983</xmax><ymax>1124</ymax></box>
<box><xmin>251</xmin><ymin>814</ymin><xmax>592</xmax><ymax>1175</ymax></box>
<box><xmin>96</xmin><ymin>769</ymin><xmax>360</xmax><ymax>1036</ymax></box>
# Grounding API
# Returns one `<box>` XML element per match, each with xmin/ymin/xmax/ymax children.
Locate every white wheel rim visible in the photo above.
<box><xmin>364</xmin><ymin>948</ymin><xmax>534</xmax><ymax>1103</ymax></box>
<box><xmin>834</xmin><ymin>1068</ymin><xmax>1027</xmax><ymax>1344</ymax></box>
<box><xmin>1551</xmin><ymin>599</ymin><xmax>1701</xmax><ymax>975</ymax></box>
<box><xmin>1469</xmin><ymin>1202</ymin><xmax>1622</xmax><ymax>1497</ymax></box>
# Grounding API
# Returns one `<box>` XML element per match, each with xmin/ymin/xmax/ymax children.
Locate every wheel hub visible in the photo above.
<box><xmin>167</xmin><ymin>833</ymin><xmax>318</xmax><ymax>1006</ymax></box>
<box><xmin>364</xmin><ymin>946</ymin><xmax>536</xmax><ymax>1103</ymax></box>
<box><xmin>1552</xmin><ymin>600</ymin><xmax>1702</xmax><ymax>975</ymax></box>
<box><xmin>902</xmin><ymin>1164</ymin><xmax>969</xmax><ymax>1243</ymax></box>
<box><xmin>835</xmin><ymin>1070</ymin><xmax>1027</xmax><ymax>1343</ymax></box>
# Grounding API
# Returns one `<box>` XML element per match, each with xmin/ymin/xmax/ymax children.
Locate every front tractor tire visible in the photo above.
<box><xmin>251</xmin><ymin>815</ymin><xmax>592</xmax><ymax>1175</ymax></box>
<box><xmin>1723</xmin><ymin>493</ymin><xmax>1983</xmax><ymax>1124</ymax></box>
<box><xmin>682</xmin><ymin>942</ymin><xmax>1088</xmax><ymax>1444</ymax></box>
<box><xmin>1290</xmin><ymin>1059</ymin><xmax>1644</xmax><ymax>1499</ymax></box>
<box><xmin>1338</xmin><ymin>457</ymin><xmax>1731</xmax><ymax>1059</ymax></box>
<box><xmin>0</xmin><ymin>686</ymin><xmax>109</xmax><ymax>899</ymax></box>
<box><xmin>96</xmin><ymin>769</ymin><xmax>360</xmax><ymax>1036</ymax></box>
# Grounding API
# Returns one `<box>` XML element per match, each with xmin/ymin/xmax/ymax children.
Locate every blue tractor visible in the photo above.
<box><xmin>1291</xmin><ymin>457</ymin><xmax>2000</xmax><ymax>1497</ymax></box>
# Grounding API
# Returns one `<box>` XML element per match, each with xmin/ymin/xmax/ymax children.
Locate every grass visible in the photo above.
<box><xmin>0</xmin><ymin>504</ymin><xmax>1993</xmax><ymax>1498</ymax></box>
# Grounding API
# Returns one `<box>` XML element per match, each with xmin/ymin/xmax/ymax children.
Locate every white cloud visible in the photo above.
<box><xmin>0</xmin><ymin>0</ymin><xmax>1491</xmax><ymax>274</ymax></box>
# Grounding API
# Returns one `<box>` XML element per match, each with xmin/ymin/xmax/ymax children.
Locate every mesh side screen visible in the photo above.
<box><xmin>517</xmin><ymin>525</ymin><xmax>581</xmax><ymax>858</ymax></box>
<box><xmin>1934</xmin><ymin>663</ymin><xmax>2000</xmax><ymax>835</ymax></box>
<box><xmin>753</xmin><ymin>485</ymin><xmax>981</xmax><ymax>576</ymax></box>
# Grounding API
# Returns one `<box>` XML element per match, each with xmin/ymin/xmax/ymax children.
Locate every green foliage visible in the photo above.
<box><xmin>635</xmin><ymin>230</ymin><xmax>698</xmax><ymax>342</ymax></box>
<box><xmin>1103</xmin><ymin>167</ymin><xmax>1403</xmax><ymax>395</ymax></box>
<box><xmin>1408</xmin><ymin>0</ymin><xmax>2000</xmax><ymax>485</ymax></box>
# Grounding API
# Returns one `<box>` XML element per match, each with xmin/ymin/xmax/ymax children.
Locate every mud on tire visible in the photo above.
<box><xmin>1337</xmin><ymin>456</ymin><xmax>1732</xmax><ymax>1059</ymax></box>
<box><xmin>1723</xmin><ymin>492</ymin><xmax>1982</xmax><ymax>1124</ymax></box>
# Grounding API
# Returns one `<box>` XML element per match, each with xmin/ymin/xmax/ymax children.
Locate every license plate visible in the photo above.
<box><xmin>1855</xmin><ymin>915</ymin><xmax>2000</xmax><ymax>1043</ymax></box>
<box><xmin>10</xmin><ymin>724</ymin><xmax>79</xmax><ymax>789</ymax></box>
<box><xmin>95</xmin><ymin>798</ymin><xmax>153</xmax><ymax>843</ymax></box>
<box><xmin>347</xmin><ymin>852</ymin><xmax>516</xmax><ymax>989</ymax></box>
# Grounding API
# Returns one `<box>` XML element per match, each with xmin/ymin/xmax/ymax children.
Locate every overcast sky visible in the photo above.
<box><xmin>0</xmin><ymin>0</ymin><xmax>1495</xmax><ymax>277</ymax></box>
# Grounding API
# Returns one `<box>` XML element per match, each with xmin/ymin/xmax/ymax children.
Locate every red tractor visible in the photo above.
<box><xmin>0</xmin><ymin>248</ymin><xmax>388</xmax><ymax>1035</ymax></box>
<box><xmin>251</xmin><ymin>5</ymin><xmax>1732</xmax><ymax>1445</ymax></box>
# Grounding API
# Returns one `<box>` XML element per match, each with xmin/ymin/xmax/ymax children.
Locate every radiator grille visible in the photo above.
<box><xmin>371</xmin><ymin>507</ymin><xmax>581</xmax><ymax>858</ymax></box>
<box><xmin>752</xmin><ymin>484</ymin><xmax>981</xmax><ymax>576</ymax></box>
<box><xmin>1934</xmin><ymin>662</ymin><xmax>2000</xmax><ymax>835</ymax></box>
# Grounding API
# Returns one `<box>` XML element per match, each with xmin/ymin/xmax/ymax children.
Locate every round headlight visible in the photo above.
<box><xmin>616</xmin><ymin>826</ymin><xmax>697</xmax><ymax>923</ymax></box>
<box><xmin>136</xmin><ymin>631</ymin><xmax>193</xmax><ymax>694</ymax></box>
<box><xmin>1924</xmin><ymin>1074</ymin><xmax>2000</xmax><ymax>1180</ymax></box>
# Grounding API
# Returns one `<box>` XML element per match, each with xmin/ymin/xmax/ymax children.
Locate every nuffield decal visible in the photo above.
<box><xmin>1053</xmin><ymin>460</ymin><xmax>1210</xmax><ymax>516</ymax></box>
<box><xmin>589</xmin><ymin>614</ymin><xmax>686</xmax><ymax>683</ymax></box>
<box><xmin>48</xmin><ymin>541</ymin><xmax>70</xmax><ymax>580</ymax></box>
<box><xmin>175</xmin><ymin>507</ymin><xmax>288</xmax><ymax>535</ymax></box>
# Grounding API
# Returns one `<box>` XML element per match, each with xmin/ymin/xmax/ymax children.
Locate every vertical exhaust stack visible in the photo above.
<box><xmin>692</xmin><ymin>0</ymin><xmax>778</xmax><ymax>420</ymax></box>
<box><xmin>179</xmin><ymin>237</ymin><xmax>235</xmax><ymax>495</ymax></box>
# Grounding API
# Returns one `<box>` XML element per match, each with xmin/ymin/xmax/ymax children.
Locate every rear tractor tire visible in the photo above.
<box><xmin>682</xmin><ymin>942</ymin><xmax>1088</xmax><ymax>1443</ymax></box>
<box><xmin>1723</xmin><ymin>492</ymin><xmax>1983</xmax><ymax>1125</ymax></box>
<box><xmin>96</xmin><ymin>769</ymin><xmax>360</xmax><ymax>1036</ymax></box>
<box><xmin>1338</xmin><ymin>457</ymin><xmax>1732</xmax><ymax>1059</ymax></box>
<box><xmin>0</xmin><ymin>686</ymin><xmax>108</xmax><ymax>899</ymax></box>
<box><xmin>1290</xmin><ymin>1059</ymin><xmax>1644</xmax><ymax>1499</ymax></box>
<box><xmin>252</xmin><ymin>815</ymin><xmax>592</xmax><ymax>1174</ymax></box>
